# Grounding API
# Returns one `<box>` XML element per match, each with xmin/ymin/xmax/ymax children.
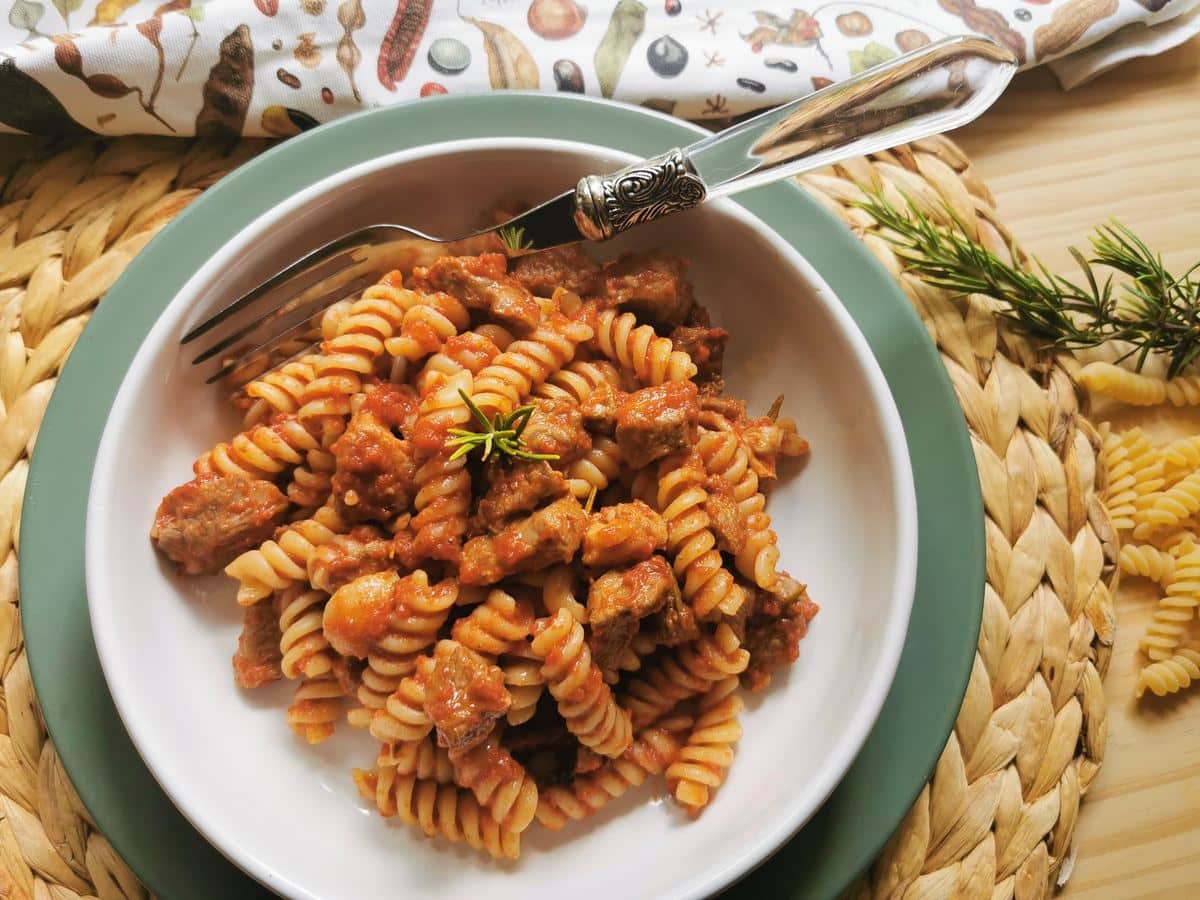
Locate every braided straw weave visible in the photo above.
<box><xmin>0</xmin><ymin>134</ymin><xmax>1115</xmax><ymax>898</ymax></box>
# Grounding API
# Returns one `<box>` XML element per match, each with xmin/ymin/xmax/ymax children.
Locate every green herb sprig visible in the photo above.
<box><xmin>497</xmin><ymin>224</ymin><xmax>534</xmax><ymax>254</ymax></box>
<box><xmin>858</xmin><ymin>193</ymin><xmax>1200</xmax><ymax>377</ymax></box>
<box><xmin>446</xmin><ymin>390</ymin><xmax>560</xmax><ymax>463</ymax></box>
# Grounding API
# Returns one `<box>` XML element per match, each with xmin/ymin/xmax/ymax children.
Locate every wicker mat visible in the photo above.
<box><xmin>0</xmin><ymin>134</ymin><xmax>1116</xmax><ymax>900</ymax></box>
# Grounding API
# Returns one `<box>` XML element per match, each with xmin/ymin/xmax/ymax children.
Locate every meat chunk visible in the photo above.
<box><xmin>615</xmin><ymin>381</ymin><xmax>700</xmax><ymax>469</ymax></box>
<box><xmin>476</xmin><ymin>460</ymin><xmax>569</xmax><ymax>531</ymax></box>
<box><xmin>586</xmin><ymin>555</ymin><xmax>677</xmax><ymax>671</ymax></box>
<box><xmin>704</xmin><ymin>477</ymin><xmax>746</xmax><ymax>554</ymax></box>
<box><xmin>151</xmin><ymin>475</ymin><xmax>289</xmax><ymax>575</ymax></box>
<box><xmin>307</xmin><ymin>525</ymin><xmax>395</xmax><ymax>594</ymax></box>
<box><xmin>580</xmin><ymin>382</ymin><xmax>624</xmax><ymax>436</ymax></box>
<box><xmin>413</xmin><ymin>253</ymin><xmax>540</xmax><ymax>333</ymax></box>
<box><xmin>602</xmin><ymin>251</ymin><xmax>695</xmax><ymax>326</ymax></box>
<box><xmin>232</xmin><ymin>600</ymin><xmax>283</xmax><ymax>689</ymax></box>
<box><xmin>359</xmin><ymin>382</ymin><xmax>420</xmax><ymax>436</ymax></box>
<box><xmin>581</xmin><ymin>500</ymin><xmax>668</xmax><ymax>568</ymax></box>
<box><xmin>642</xmin><ymin>579</ymin><xmax>700</xmax><ymax>647</ymax></box>
<box><xmin>460</xmin><ymin>496</ymin><xmax>588</xmax><ymax>585</ymax></box>
<box><xmin>520</xmin><ymin>398</ymin><xmax>591</xmax><ymax>464</ymax></box>
<box><xmin>510</xmin><ymin>245</ymin><xmax>603</xmax><ymax>297</ymax></box>
<box><xmin>423</xmin><ymin>641</ymin><xmax>511</xmax><ymax>751</ymax></box>
<box><xmin>741</xmin><ymin>575</ymin><xmax>819</xmax><ymax>692</ymax></box>
<box><xmin>330</xmin><ymin>416</ymin><xmax>416</xmax><ymax>524</ymax></box>
<box><xmin>670</xmin><ymin>324</ymin><xmax>729</xmax><ymax>382</ymax></box>
<box><xmin>699</xmin><ymin>394</ymin><xmax>746</xmax><ymax>427</ymax></box>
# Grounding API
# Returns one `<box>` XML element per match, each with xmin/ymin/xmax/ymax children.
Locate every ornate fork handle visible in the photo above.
<box><xmin>572</xmin><ymin>35</ymin><xmax>1016</xmax><ymax>242</ymax></box>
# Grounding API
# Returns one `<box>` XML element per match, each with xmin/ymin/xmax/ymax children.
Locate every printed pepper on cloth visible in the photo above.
<box><xmin>0</xmin><ymin>0</ymin><xmax>1198</xmax><ymax>137</ymax></box>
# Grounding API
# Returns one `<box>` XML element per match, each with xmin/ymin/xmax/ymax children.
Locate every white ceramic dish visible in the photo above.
<box><xmin>87</xmin><ymin>138</ymin><xmax>918</xmax><ymax>900</ymax></box>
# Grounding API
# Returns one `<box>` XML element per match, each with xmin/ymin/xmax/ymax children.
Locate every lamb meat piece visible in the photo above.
<box><xmin>579</xmin><ymin>382</ymin><xmax>625</xmax><ymax>437</ymax></box>
<box><xmin>615</xmin><ymin>381</ymin><xmax>700</xmax><ymax>469</ymax></box>
<box><xmin>476</xmin><ymin>460</ymin><xmax>569</xmax><ymax>531</ymax></box>
<box><xmin>581</xmin><ymin>500</ymin><xmax>668</xmax><ymax>568</ymax></box>
<box><xmin>307</xmin><ymin>525</ymin><xmax>395</xmax><ymax>593</ymax></box>
<box><xmin>510</xmin><ymin>244</ymin><xmax>603</xmax><ymax>297</ymax></box>
<box><xmin>699</xmin><ymin>394</ymin><xmax>746</xmax><ymax>425</ymax></box>
<box><xmin>359</xmin><ymin>382</ymin><xmax>420</xmax><ymax>436</ymax></box>
<box><xmin>670</xmin><ymin>324</ymin><xmax>729</xmax><ymax>382</ymax></box>
<box><xmin>423</xmin><ymin>641</ymin><xmax>511</xmax><ymax>751</ymax></box>
<box><xmin>586</xmin><ymin>555</ymin><xmax>676</xmax><ymax>671</ymax></box>
<box><xmin>232</xmin><ymin>600</ymin><xmax>283</xmax><ymax>689</ymax></box>
<box><xmin>460</xmin><ymin>496</ymin><xmax>588</xmax><ymax>585</ymax></box>
<box><xmin>704</xmin><ymin>477</ymin><xmax>746</xmax><ymax>554</ymax></box>
<box><xmin>151</xmin><ymin>475</ymin><xmax>289</xmax><ymax>575</ymax></box>
<box><xmin>520</xmin><ymin>399</ymin><xmax>591</xmax><ymax>465</ymax></box>
<box><xmin>601</xmin><ymin>250</ymin><xmax>695</xmax><ymax>326</ymax></box>
<box><xmin>642</xmin><ymin>577</ymin><xmax>700</xmax><ymax>647</ymax></box>
<box><xmin>330</xmin><ymin>416</ymin><xmax>416</xmax><ymax>524</ymax></box>
<box><xmin>741</xmin><ymin>576</ymin><xmax>819</xmax><ymax>692</ymax></box>
<box><xmin>413</xmin><ymin>253</ymin><xmax>540</xmax><ymax>333</ymax></box>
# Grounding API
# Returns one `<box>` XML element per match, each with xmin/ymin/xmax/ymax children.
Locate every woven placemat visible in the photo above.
<box><xmin>0</xmin><ymin>133</ymin><xmax>1116</xmax><ymax>900</ymax></box>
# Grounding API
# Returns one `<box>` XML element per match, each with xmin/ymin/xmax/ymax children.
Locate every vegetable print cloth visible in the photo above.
<box><xmin>1</xmin><ymin>0</ymin><xmax>1198</xmax><ymax>137</ymax></box>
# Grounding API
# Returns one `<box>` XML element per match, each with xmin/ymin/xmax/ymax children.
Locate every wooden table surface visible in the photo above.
<box><xmin>951</xmin><ymin>38</ymin><xmax>1200</xmax><ymax>900</ymax></box>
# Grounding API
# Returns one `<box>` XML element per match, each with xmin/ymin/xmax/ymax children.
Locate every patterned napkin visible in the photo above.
<box><xmin>1</xmin><ymin>0</ymin><xmax>1197</xmax><ymax>138</ymax></box>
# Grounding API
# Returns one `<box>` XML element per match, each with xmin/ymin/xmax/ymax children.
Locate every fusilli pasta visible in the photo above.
<box><xmin>590</xmin><ymin>308</ymin><xmax>697</xmax><ymax>385</ymax></box>
<box><xmin>1135</xmin><ymin>646</ymin><xmax>1200</xmax><ymax>698</ymax></box>
<box><xmin>666</xmin><ymin>677</ymin><xmax>743</xmax><ymax>813</ymax></box>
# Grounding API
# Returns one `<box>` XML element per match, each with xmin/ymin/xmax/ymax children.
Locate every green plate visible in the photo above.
<box><xmin>22</xmin><ymin>95</ymin><xmax>983</xmax><ymax>900</ymax></box>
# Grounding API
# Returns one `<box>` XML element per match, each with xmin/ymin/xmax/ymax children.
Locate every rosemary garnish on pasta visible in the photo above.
<box><xmin>859</xmin><ymin>194</ymin><xmax>1200</xmax><ymax>377</ymax></box>
<box><xmin>447</xmin><ymin>390</ymin><xmax>561</xmax><ymax>463</ymax></box>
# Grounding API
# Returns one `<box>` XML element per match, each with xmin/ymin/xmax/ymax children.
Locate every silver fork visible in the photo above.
<box><xmin>185</xmin><ymin>35</ymin><xmax>1016</xmax><ymax>384</ymax></box>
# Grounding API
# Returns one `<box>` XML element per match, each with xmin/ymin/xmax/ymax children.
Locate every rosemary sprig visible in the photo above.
<box><xmin>497</xmin><ymin>223</ymin><xmax>534</xmax><ymax>254</ymax></box>
<box><xmin>857</xmin><ymin>193</ymin><xmax>1200</xmax><ymax>377</ymax></box>
<box><xmin>446</xmin><ymin>390</ymin><xmax>560</xmax><ymax>463</ymax></box>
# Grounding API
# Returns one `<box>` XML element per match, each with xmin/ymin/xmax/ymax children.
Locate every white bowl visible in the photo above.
<box><xmin>87</xmin><ymin>138</ymin><xmax>917</xmax><ymax>900</ymax></box>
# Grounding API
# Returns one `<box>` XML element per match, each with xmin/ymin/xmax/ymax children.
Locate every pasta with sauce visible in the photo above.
<box><xmin>150</xmin><ymin>245</ymin><xmax>818</xmax><ymax>857</ymax></box>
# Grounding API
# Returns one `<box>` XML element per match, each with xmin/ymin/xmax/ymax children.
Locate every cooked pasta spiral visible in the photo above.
<box><xmin>193</xmin><ymin>416</ymin><xmax>320</xmax><ymax>481</ymax></box>
<box><xmin>410</xmin><ymin>370</ymin><xmax>474</xmax><ymax>563</ymax></box>
<box><xmin>657</xmin><ymin>454</ymin><xmax>747</xmax><ymax>619</ymax></box>
<box><xmin>241</xmin><ymin>354</ymin><xmax>320</xmax><ymax>426</ymax></box>
<box><xmin>286</xmin><ymin>675</ymin><xmax>342</xmax><ymax>744</ymax></box>
<box><xmin>225</xmin><ymin>504</ymin><xmax>348</xmax><ymax>605</ymax></box>
<box><xmin>354</xmin><ymin>575</ymin><xmax>456</xmax><ymax>724</ymax></box>
<box><xmin>620</xmin><ymin>624</ymin><xmax>750</xmax><ymax>729</ymax></box>
<box><xmin>285</xmin><ymin>448</ymin><xmax>336</xmax><ymax>510</ymax></box>
<box><xmin>354</xmin><ymin>766</ymin><xmax>520</xmax><ymax>860</ymax></box>
<box><xmin>378</xmin><ymin>736</ymin><xmax>454</xmax><ymax>782</ymax></box>
<box><xmin>278</xmin><ymin>585</ymin><xmax>333</xmax><ymax>680</ymax></box>
<box><xmin>450</xmin><ymin>589</ymin><xmax>535</xmax><ymax>658</ymax></box>
<box><xmin>469</xmin><ymin>314</ymin><xmax>593</xmax><ymax>417</ymax></box>
<box><xmin>666</xmin><ymin>677</ymin><xmax>743</xmax><ymax>813</ymax></box>
<box><xmin>539</xmin><ymin>565</ymin><xmax>587</xmax><ymax>623</ymax></box>
<box><xmin>383</xmin><ymin>291</ymin><xmax>471</xmax><ymax>380</ymax></box>
<box><xmin>697</xmin><ymin>429</ymin><xmax>778</xmax><ymax>590</ymax></box>
<box><xmin>1135</xmin><ymin>646</ymin><xmax>1200</xmax><ymax>698</ymax></box>
<box><xmin>299</xmin><ymin>275</ymin><xmax>422</xmax><ymax>441</ymax></box>
<box><xmin>590</xmin><ymin>308</ymin><xmax>697</xmax><ymax>385</ymax></box>
<box><xmin>1118</xmin><ymin>544</ymin><xmax>1177</xmax><ymax>585</ymax></box>
<box><xmin>448</xmin><ymin>735</ymin><xmax>539</xmax><ymax>833</ymax></box>
<box><xmin>414</xmin><ymin>328</ymin><xmax>511</xmax><ymax>394</ymax></box>
<box><xmin>535</xmin><ymin>721</ymin><xmax>689</xmax><ymax>830</ymax></box>
<box><xmin>369</xmin><ymin>662</ymin><xmax>434</xmax><ymax>743</ymax></box>
<box><xmin>565</xmin><ymin>436</ymin><xmax>623</xmax><ymax>502</ymax></box>
<box><xmin>533</xmin><ymin>359</ymin><xmax>621</xmax><ymax>405</ymax></box>
<box><xmin>530</xmin><ymin>608</ymin><xmax>632</xmax><ymax>758</ymax></box>
<box><xmin>500</xmin><ymin>641</ymin><xmax>544</xmax><ymax>727</ymax></box>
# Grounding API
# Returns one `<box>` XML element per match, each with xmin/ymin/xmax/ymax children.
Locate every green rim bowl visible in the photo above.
<box><xmin>22</xmin><ymin>93</ymin><xmax>983</xmax><ymax>900</ymax></box>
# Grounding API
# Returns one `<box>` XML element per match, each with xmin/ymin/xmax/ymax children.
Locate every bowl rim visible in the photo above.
<box><xmin>85</xmin><ymin>135</ymin><xmax>918</xmax><ymax>900</ymax></box>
